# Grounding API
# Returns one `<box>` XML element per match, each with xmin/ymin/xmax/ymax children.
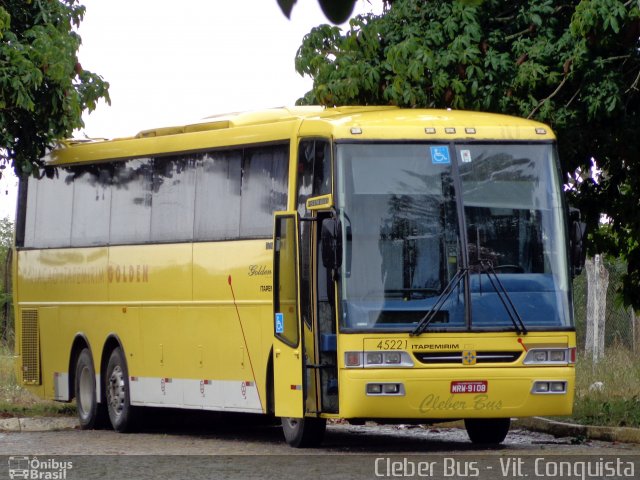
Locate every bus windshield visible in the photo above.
<box><xmin>335</xmin><ymin>142</ymin><xmax>571</xmax><ymax>332</ymax></box>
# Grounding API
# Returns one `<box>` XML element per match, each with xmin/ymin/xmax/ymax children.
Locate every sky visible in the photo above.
<box><xmin>0</xmin><ymin>0</ymin><xmax>383</xmax><ymax>220</ymax></box>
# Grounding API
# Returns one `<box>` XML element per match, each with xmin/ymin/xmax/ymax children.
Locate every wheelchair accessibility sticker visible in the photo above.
<box><xmin>275</xmin><ymin>312</ymin><xmax>284</xmax><ymax>334</ymax></box>
<box><xmin>430</xmin><ymin>146</ymin><xmax>451</xmax><ymax>165</ymax></box>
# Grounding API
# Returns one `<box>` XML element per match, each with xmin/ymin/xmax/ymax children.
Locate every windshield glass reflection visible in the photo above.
<box><xmin>335</xmin><ymin>143</ymin><xmax>571</xmax><ymax>332</ymax></box>
<box><xmin>336</xmin><ymin>144</ymin><xmax>462</xmax><ymax>330</ymax></box>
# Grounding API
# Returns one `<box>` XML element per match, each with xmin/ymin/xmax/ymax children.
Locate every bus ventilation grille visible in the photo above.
<box><xmin>413</xmin><ymin>351</ymin><xmax>522</xmax><ymax>364</ymax></box>
<box><xmin>21</xmin><ymin>309</ymin><xmax>41</xmax><ymax>385</ymax></box>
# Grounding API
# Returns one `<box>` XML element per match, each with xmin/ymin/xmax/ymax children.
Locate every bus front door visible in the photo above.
<box><xmin>272</xmin><ymin>213</ymin><xmax>305</xmax><ymax>418</ymax></box>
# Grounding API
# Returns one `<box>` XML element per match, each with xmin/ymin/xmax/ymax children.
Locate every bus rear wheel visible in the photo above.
<box><xmin>281</xmin><ymin>417</ymin><xmax>326</xmax><ymax>448</ymax></box>
<box><xmin>464</xmin><ymin>418</ymin><xmax>511</xmax><ymax>444</ymax></box>
<box><xmin>105</xmin><ymin>347</ymin><xmax>134</xmax><ymax>432</ymax></box>
<box><xmin>74</xmin><ymin>348</ymin><xmax>107</xmax><ymax>429</ymax></box>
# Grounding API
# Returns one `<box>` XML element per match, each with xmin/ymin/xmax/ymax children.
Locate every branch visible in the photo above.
<box><xmin>504</xmin><ymin>27</ymin><xmax>533</xmax><ymax>42</ymax></box>
<box><xmin>626</xmin><ymin>69</ymin><xmax>640</xmax><ymax>94</ymax></box>
<box><xmin>565</xmin><ymin>86</ymin><xmax>582</xmax><ymax>109</ymax></box>
<box><xmin>494</xmin><ymin>15</ymin><xmax>517</xmax><ymax>23</ymax></box>
<box><xmin>528</xmin><ymin>75</ymin><xmax>569</xmax><ymax>119</ymax></box>
<box><xmin>554</xmin><ymin>5</ymin><xmax>575</xmax><ymax>13</ymax></box>
<box><xmin>600</xmin><ymin>55</ymin><xmax>632</xmax><ymax>63</ymax></box>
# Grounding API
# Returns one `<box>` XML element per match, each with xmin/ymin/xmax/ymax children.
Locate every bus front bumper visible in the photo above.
<box><xmin>338</xmin><ymin>366</ymin><xmax>575</xmax><ymax>420</ymax></box>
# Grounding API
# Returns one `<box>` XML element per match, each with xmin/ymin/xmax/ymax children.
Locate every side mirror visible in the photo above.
<box><xmin>321</xmin><ymin>217</ymin><xmax>343</xmax><ymax>273</ymax></box>
<box><xmin>569</xmin><ymin>208</ymin><xmax>587</xmax><ymax>276</ymax></box>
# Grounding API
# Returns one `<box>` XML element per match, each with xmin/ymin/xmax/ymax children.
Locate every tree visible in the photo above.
<box><xmin>0</xmin><ymin>216</ymin><xmax>12</xmax><ymax>342</ymax></box>
<box><xmin>295</xmin><ymin>0</ymin><xmax>640</xmax><ymax>309</ymax></box>
<box><xmin>0</xmin><ymin>0</ymin><xmax>109</xmax><ymax>178</ymax></box>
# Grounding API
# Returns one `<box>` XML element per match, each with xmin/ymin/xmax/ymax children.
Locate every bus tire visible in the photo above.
<box><xmin>74</xmin><ymin>348</ymin><xmax>107</xmax><ymax>429</ymax></box>
<box><xmin>105</xmin><ymin>347</ymin><xmax>134</xmax><ymax>433</ymax></box>
<box><xmin>464</xmin><ymin>418</ymin><xmax>511</xmax><ymax>444</ymax></box>
<box><xmin>281</xmin><ymin>417</ymin><xmax>326</xmax><ymax>448</ymax></box>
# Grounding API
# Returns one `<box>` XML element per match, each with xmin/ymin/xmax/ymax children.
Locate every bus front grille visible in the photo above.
<box><xmin>21</xmin><ymin>309</ymin><xmax>40</xmax><ymax>385</ymax></box>
<box><xmin>413</xmin><ymin>351</ymin><xmax>522</xmax><ymax>364</ymax></box>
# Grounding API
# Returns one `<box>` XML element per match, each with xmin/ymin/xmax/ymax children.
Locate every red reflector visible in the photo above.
<box><xmin>290</xmin><ymin>385</ymin><xmax>302</xmax><ymax>390</ymax></box>
<box><xmin>569</xmin><ymin>347</ymin><xmax>577</xmax><ymax>364</ymax></box>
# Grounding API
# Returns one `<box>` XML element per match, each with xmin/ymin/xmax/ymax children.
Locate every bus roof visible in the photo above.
<box><xmin>50</xmin><ymin>106</ymin><xmax>555</xmax><ymax>165</ymax></box>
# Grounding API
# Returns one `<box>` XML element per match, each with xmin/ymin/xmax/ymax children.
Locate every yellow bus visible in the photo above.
<box><xmin>12</xmin><ymin>107</ymin><xmax>584</xmax><ymax>447</ymax></box>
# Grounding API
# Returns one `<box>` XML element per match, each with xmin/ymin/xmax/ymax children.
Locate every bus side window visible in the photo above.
<box><xmin>25</xmin><ymin>168</ymin><xmax>74</xmax><ymax>248</ymax></box>
<box><xmin>296</xmin><ymin>140</ymin><xmax>331</xmax><ymax>216</ymax></box>
<box><xmin>241</xmin><ymin>145</ymin><xmax>289</xmax><ymax>238</ymax></box>
<box><xmin>110</xmin><ymin>158</ymin><xmax>153</xmax><ymax>245</ymax></box>
<box><xmin>297</xmin><ymin>140</ymin><xmax>331</xmax><ymax>329</ymax></box>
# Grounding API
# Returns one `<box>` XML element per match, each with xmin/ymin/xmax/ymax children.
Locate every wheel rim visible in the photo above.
<box><xmin>78</xmin><ymin>365</ymin><xmax>93</xmax><ymax>417</ymax></box>
<box><xmin>285</xmin><ymin>418</ymin><xmax>300</xmax><ymax>429</ymax></box>
<box><xmin>107</xmin><ymin>365</ymin><xmax>126</xmax><ymax>418</ymax></box>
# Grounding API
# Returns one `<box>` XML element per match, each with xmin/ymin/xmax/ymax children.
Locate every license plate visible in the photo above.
<box><xmin>450</xmin><ymin>380</ymin><xmax>488</xmax><ymax>394</ymax></box>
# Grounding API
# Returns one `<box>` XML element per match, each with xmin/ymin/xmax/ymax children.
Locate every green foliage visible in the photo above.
<box><xmin>573</xmin><ymin>349</ymin><xmax>640</xmax><ymax>427</ymax></box>
<box><xmin>296</xmin><ymin>0</ymin><xmax>640</xmax><ymax>309</ymax></box>
<box><xmin>573</xmin><ymin>395</ymin><xmax>640</xmax><ymax>428</ymax></box>
<box><xmin>0</xmin><ymin>216</ymin><xmax>11</xmax><ymax>251</ymax></box>
<box><xmin>0</xmin><ymin>216</ymin><xmax>12</xmax><ymax>290</ymax></box>
<box><xmin>1</xmin><ymin>217</ymin><xmax>13</xmax><ymax>343</ymax></box>
<box><xmin>0</xmin><ymin>0</ymin><xmax>110</xmax><ymax>178</ymax></box>
<box><xmin>1</xmin><ymin>342</ymin><xmax>75</xmax><ymax>414</ymax></box>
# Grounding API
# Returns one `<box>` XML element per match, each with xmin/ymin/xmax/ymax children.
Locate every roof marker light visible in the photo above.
<box><xmin>351</xmin><ymin>127</ymin><xmax>363</xmax><ymax>135</ymax></box>
<box><xmin>445</xmin><ymin>127</ymin><xmax>456</xmax><ymax>134</ymax></box>
<box><xmin>425</xmin><ymin>127</ymin><xmax>436</xmax><ymax>134</ymax></box>
<box><xmin>465</xmin><ymin>128</ymin><xmax>476</xmax><ymax>134</ymax></box>
<box><xmin>536</xmin><ymin>128</ymin><xmax>547</xmax><ymax>135</ymax></box>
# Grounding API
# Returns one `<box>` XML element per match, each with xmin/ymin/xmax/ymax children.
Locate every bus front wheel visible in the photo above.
<box><xmin>105</xmin><ymin>347</ymin><xmax>134</xmax><ymax>432</ymax></box>
<box><xmin>281</xmin><ymin>417</ymin><xmax>326</xmax><ymax>448</ymax></box>
<box><xmin>464</xmin><ymin>418</ymin><xmax>511</xmax><ymax>444</ymax></box>
<box><xmin>74</xmin><ymin>348</ymin><xmax>107</xmax><ymax>429</ymax></box>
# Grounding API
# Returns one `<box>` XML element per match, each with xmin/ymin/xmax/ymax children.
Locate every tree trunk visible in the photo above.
<box><xmin>585</xmin><ymin>255</ymin><xmax>608</xmax><ymax>362</ymax></box>
<box><xmin>633</xmin><ymin>308</ymin><xmax>639</xmax><ymax>354</ymax></box>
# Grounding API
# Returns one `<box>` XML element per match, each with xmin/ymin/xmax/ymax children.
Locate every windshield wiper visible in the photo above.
<box><xmin>475</xmin><ymin>260</ymin><xmax>528</xmax><ymax>335</ymax></box>
<box><xmin>411</xmin><ymin>268</ymin><xmax>468</xmax><ymax>336</ymax></box>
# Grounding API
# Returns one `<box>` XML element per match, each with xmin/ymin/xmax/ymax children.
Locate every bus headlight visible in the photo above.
<box><xmin>385</xmin><ymin>352</ymin><xmax>401</xmax><ymax>364</ymax></box>
<box><xmin>344</xmin><ymin>351</ymin><xmax>414</xmax><ymax>368</ymax></box>
<box><xmin>524</xmin><ymin>348</ymin><xmax>575</xmax><ymax>365</ymax></box>
<box><xmin>533</xmin><ymin>351</ymin><xmax>548</xmax><ymax>362</ymax></box>
<box><xmin>366</xmin><ymin>383</ymin><xmax>405</xmax><ymax>396</ymax></box>
<box><xmin>549</xmin><ymin>350</ymin><xmax>566</xmax><ymax>362</ymax></box>
<box><xmin>366</xmin><ymin>352</ymin><xmax>383</xmax><ymax>365</ymax></box>
<box><xmin>532</xmin><ymin>380</ymin><xmax>567</xmax><ymax>394</ymax></box>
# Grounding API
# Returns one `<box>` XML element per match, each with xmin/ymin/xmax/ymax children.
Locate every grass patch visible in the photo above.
<box><xmin>571</xmin><ymin>346</ymin><xmax>640</xmax><ymax>428</ymax></box>
<box><xmin>0</xmin><ymin>342</ymin><xmax>75</xmax><ymax>418</ymax></box>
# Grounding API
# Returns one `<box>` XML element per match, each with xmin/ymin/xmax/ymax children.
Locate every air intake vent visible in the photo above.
<box><xmin>21</xmin><ymin>309</ymin><xmax>40</xmax><ymax>385</ymax></box>
<box><xmin>414</xmin><ymin>351</ymin><xmax>522</xmax><ymax>365</ymax></box>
